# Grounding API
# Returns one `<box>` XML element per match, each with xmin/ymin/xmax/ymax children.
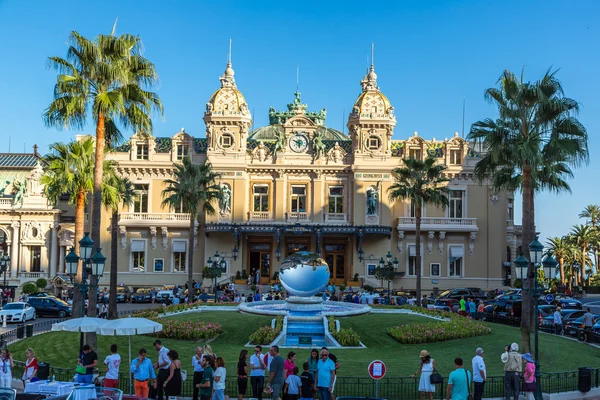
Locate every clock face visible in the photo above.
<box><xmin>289</xmin><ymin>133</ymin><xmax>309</xmax><ymax>153</ymax></box>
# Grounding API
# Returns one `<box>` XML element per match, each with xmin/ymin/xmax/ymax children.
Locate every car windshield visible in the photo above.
<box><xmin>439</xmin><ymin>290</ymin><xmax>451</xmax><ymax>297</ymax></box>
<box><xmin>3</xmin><ymin>304</ymin><xmax>24</xmax><ymax>310</ymax></box>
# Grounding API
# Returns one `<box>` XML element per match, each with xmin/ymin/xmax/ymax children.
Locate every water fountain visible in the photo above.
<box><xmin>238</xmin><ymin>251</ymin><xmax>370</xmax><ymax>347</ymax></box>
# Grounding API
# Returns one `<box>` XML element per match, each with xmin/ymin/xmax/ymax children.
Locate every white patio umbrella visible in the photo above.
<box><xmin>96</xmin><ymin>317</ymin><xmax>163</xmax><ymax>394</ymax></box>
<box><xmin>51</xmin><ymin>317</ymin><xmax>108</xmax><ymax>333</ymax></box>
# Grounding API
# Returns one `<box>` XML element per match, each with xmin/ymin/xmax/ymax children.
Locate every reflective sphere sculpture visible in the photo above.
<box><xmin>279</xmin><ymin>251</ymin><xmax>330</xmax><ymax>297</ymax></box>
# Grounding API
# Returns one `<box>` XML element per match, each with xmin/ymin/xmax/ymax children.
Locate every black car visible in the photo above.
<box><xmin>540</xmin><ymin>310</ymin><xmax>585</xmax><ymax>332</ymax></box>
<box><xmin>131</xmin><ymin>288</ymin><xmax>152</xmax><ymax>303</ymax></box>
<box><xmin>27</xmin><ymin>297</ymin><xmax>72</xmax><ymax>318</ymax></box>
<box><xmin>438</xmin><ymin>288</ymin><xmax>487</xmax><ymax>302</ymax></box>
<box><xmin>556</xmin><ymin>297</ymin><xmax>583</xmax><ymax>310</ymax></box>
<box><xmin>113</xmin><ymin>287</ymin><xmax>131</xmax><ymax>303</ymax></box>
<box><xmin>564</xmin><ymin>314</ymin><xmax>600</xmax><ymax>336</ymax></box>
<box><xmin>492</xmin><ymin>298</ymin><xmax>522</xmax><ymax>324</ymax></box>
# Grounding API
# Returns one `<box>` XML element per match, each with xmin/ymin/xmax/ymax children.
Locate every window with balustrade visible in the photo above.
<box><xmin>253</xmin><ymin>185</ymin><xmax>269</xmax><ymax>212</ymax></box>
<box><xmin>172</xmin><ymin>241</ymin><xmax>187</xmax><ymax>272</ymax></box>
<box><xmin>133</xmin><ymin>184</ymin><xmax>149</xmax><ymax>213</ymax></box>
<box><xmin>176</xmin><ymin>144</ymin><xmax>189</xmax><ymax>160</ymax></box>
<box><xmin>328</xmin><ymin>186</ymin><xmax>344</xmax><ymax>213</ymax></box>
<box><xmin>449</xmin><ymin>190</ymin><xmax>463</xmax><ymax>218</ymax></box>
<box><xmin>449</xmin><ymin>149</ymin><xmax>462</xmax><ymax>165</ymax></box>
<box><xmin>448</xmin><ymin>246</ymin><xmax>464</xmax><ymax>277</ymax></box>
<box><xmin>290</xmin><ymin>186</ymin><xmax>306</xmax><ymax>213</ymax></box>
<box><xmin>136</xmin><ymin>143</ymin><xmax>149</xmax><ymax>160</ymax></box>
<box><xmin>130</xmin><ymin>239</ymin><xmax>146</xmax><ymax>272</ymax></box>
<box><xmin>30</xmin><ymin>246</ymin><xmax>41</xmax><ymax>272</ymax></box>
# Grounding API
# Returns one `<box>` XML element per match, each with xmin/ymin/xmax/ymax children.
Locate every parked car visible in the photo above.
<box><xmin>564</xmin><ymin>314</ymin><xmax>600</xmax><ymax>336</ymax></box>
<box><xmin>113</xmin><ymin>286</ymin><xmax>132</xmax><ymax>303</ymax></box>
<box><xmin>540</xmin><ymin>310</ymin><xmax>585</xmax><ymax>332</ymax></box>
<box><xmin>27</xmin><ymin>297</ymin><xmax>72</xmax><ymax>318</ymax></box>
<box><xmin>497</xmin><ymin>289</ymin><xmax>521</xmax><ymax>300</ymax></box>
<box><xmin>431</xmin><ymin>298</ymin><xmax>460</xmax><ymax>312</ymax></box>
<box><xmin>438</xmin><ymin>288</ymin><xmax>487</xmax><ymax>302</ymax></box>
<box><xmin>492</xmin><ymin>298</ymin><xmax>522</xmax><ymax>324</ymax></box>
<box><xmin>131</xmin><ymin>288</ymin><xmax>153</xmax><ymax>303</ymax></box>
<box><xmin>0</xmin><ymin>302</ymin><xmax>36</xmax><ymax>323</ymax></box>
<box><xmin>27</xmin><ymin>292</ymin><xmax>55</xmax><ymax>298</ymax></box>
<box><xmin>157</xmin><ymin>286</ymin><xmax>175</xmax><ymax>303</ymax></box>
<box><xmin>482</xmin><ymin>304</ymin><xmax>495</xmax><ymax>321</ymax></box>
<box><xmin>556</xmin><ymin>297</ymin><xmax>583</xmax><ymax>310</ymax></box>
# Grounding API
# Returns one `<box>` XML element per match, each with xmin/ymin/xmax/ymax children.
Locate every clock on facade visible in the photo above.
<box><xmin>289</xmin><ymin>132</ymin><xmax>309</xmax><ymax>153</ymax></box>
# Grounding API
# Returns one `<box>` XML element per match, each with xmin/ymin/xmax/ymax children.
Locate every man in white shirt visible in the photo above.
<box><xmin>250</xmin><ymin>345</ymin><xmax>267</xmax><ymax>400</ymax></box>
<box><xmin>103</xmin><ymin>344</ymin><xmax>121</xmax><ymax>388</ymax></box>
<box><xmin>553</xmin><ymin>307</ymin><xmax>563</xmax><ymax>335</ymax></box>
<box><xmin>472</xmin><ymin>347</ymin><xmax>486</xmax><ymax>400</ymax></box>
<box><xmin>153</xmin><ymin>340</ymin><xmax>171</xmax><ymax>400</ymax></box>
<box><xmin>192</xmin><ymin>346</ymin><xmax>204</xmax><ymax>400</ymax></box>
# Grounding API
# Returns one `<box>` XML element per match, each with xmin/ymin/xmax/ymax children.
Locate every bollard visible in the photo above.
<box><xmin>2</xmin><ymin>314</ymin><xmax>6</xmax><ymax>328</ymax></box>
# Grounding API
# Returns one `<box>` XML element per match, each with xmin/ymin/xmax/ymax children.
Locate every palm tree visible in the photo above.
<box><xmin>41</xmin><ymin>138</ymin><xmax>96</xmax><ymax>318</ymax></box>
<box><xmin>579</xmin><ymin>204</ymin><xmax>600</xmax><ymax>272</ymax></box>
<box><xmin>102</xmin><ymin>174</ymin><xmax>135</xmax><ymax>319</ymax></box>
<box><xmin>468</xmin><ymin>69</ymin><xmax>589</xmax><ymax>353</ymax></box>
<box><xmin>161</xmin><ymin>158</ymin><xmax>224</xmax><ymax>304</ymax></box>
<box><xmin>569</xmin><ymin>224</ymin><xmax>597</xmax><ymax>286</ymax></box>
<box><xmin>388</xmin><ymin>157</ymin><xmax>449</xmax><ymax>306</ymax></box>
<box><xmin>545</xmin><ymin>237</ymin><xmax>574</xmax><ymax>285</ymax></box>
<box><xmin>44</xmin><ymin>30</ymin><xmax>163</xmax><ymax>321</ymax></box>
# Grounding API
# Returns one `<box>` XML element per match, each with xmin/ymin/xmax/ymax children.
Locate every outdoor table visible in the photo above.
<box><xmin>24</xmin><ymin>380</ymin><xmax>96</xmax><ymax>400</ymax></box>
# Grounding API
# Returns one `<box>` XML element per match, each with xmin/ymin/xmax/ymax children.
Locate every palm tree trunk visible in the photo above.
<box><xmin>415</xmin><ymin>206</ymin><xmax>422</xmax><ymax>307</ymax></box>
<box><xmin>87</xmin><ymin>113</ymin><xmax>105</xmax><ymax>350</ymax></box>
<box><xmin>187</xmin><ymin>215</ymin><xmax>196</xmax><ymax>304</ymax></box>
<box><xmin>581</xmin><ymin>245</ymin><xmax>586</xmax><ymax>285</ymax></box>
<box><xmin>559</xmin><ymin>257</ymin><xmax>565</xmax><ymax>285</ymax></box>
<box><xmin>108</xmin><ymin>211</ymin><xmax>119</xmax><ymax>319</ymax></box>
<box><xmin>520</xmin><ymin>164</ymin><xmax>534</xmax><ymax>354</ymax></box>
<box><xmin>72</xmin><ymin>191</ymin><xmax>86</xmax><ymax>319</ymax></box>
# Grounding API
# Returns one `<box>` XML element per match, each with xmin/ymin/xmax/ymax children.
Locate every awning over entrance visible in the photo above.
<box><xmin>205</xmin><ymin>223</ymin><xmax>392</xmax><ymax>260</ymax></box>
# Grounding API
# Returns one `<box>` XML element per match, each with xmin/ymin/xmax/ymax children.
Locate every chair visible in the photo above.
<box><xmin>0</xmin><ymin>388</ymin><xmax>17</xmax><ymax>400</ymax></box>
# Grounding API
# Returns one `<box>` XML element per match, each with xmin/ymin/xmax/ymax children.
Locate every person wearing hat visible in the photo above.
<box><xmin>501</xmin><ymin>343</ymin><xmax>522</xmax><ymax>400</ymax></box>
<box><xmin>553</xmin><ymin>307</ymin><xmax>563</xmax><ymax>335</ymax></box>
<box><xmin>410</xmin><ymin>350</ymin><xmax>436</xmax><ymax>400</ymax></box>
<box><xmin>522</xmin><ymin>353</ymin><xmax>536</xmax><ymax>400</ymax></box>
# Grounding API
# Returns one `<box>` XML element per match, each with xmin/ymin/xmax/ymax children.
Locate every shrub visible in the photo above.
<box><xmin>274</xmin><ymin>315</ymin><xmax>284</xmax><ymax>331</ymax></box>
<box><xmin>249</xmin><ymin>326</ymin><xmax>281</xmax><ymax>345</ymax></box>
<box><xmin>154</xmin><ymin>320</ymin><xmax>222</xmax><ymax>341</ymax></box>
<box><xmin>339</xmin><ymin>284</ymin><xmax>347</xmax><ymax>292</ymax></box>
<box><xmin>241</xmin><ymin>269</ymin><xmax>248</xmax><ymax>280</ymax></box>
<box><xmin>363</xmin><ymin>284</ymin><xmax>375</xmax><ymax>292</ymax></box>
<box><xmin>328</xmin><ymin>316</ymin><xmax>335</xmax><ymax>332</ymax></box>
<box><xmin>388</xmin><ymin>318</ymin><xmax>491</xmax><ymax>344</ymax></box>
<box><xmin>353</xmin><ymin>273</ymin><xmax>359</xmax><ymax>282</ymax></box>
<box><xmin>513</xmin><ymin>279</ymin><xmax>522</xmax><ymax>289</ymax></box>
<box><xmin>22</xmin><ymin>282</ymin><xmax>39</xmax><ymax>295</ymax></box>
<box><xmin>35</xmin><ymin>278</ymin><xmax>48</xmax><ymax>290</ymax></box>
<box><xmin>235</xmin><ymin>271</ymin><xmax>242</xmax><ymax>280</ymax></box>
<box><xmin>332</xmin><ymin>328</ymin><xmax>360</xmax><ymax>346</ymax></box>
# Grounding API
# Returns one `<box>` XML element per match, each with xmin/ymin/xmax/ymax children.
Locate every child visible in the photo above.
<box><xmin>284</xmin><ymin>366</ymin><xmax>302</xmax><ymax>400</ymax></box>
<box><xmin>299</xmin><ymin>362</ymin><xmax>315</xmax><ymax>400</ymax></box>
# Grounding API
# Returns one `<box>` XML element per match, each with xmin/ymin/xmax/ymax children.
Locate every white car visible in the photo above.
<box><xmin>0</xmin><ymin>302</ymin><xmax>36</xmax><ymax>323</ymax></box>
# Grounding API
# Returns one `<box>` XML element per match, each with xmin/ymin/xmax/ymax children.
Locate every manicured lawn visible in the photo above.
<box><xmin>8</xmin><ymin>311</ymin><xmax>600</xmax><ymax>378</ymax></box>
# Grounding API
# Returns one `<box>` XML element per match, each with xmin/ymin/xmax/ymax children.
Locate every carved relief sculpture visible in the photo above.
<box><xmin>438</xmin><ymin>231</ymin><xmax>446</xmax><ymax>255</ymax></box>
<box><xmin>397</xmin><ymin>230</ymin><xmax>405</xmax><ymax>254</ymax></box>
<box><xmin>427</xmin><ymin>231</ymin><xmax>435</xmax><ymax>254</ymax></box>
<box><xmin>366</xmin><ymin>186</ymin><xmax>379</xmax><ymax>216</ymax></box>
<box><xmin>149</xmin><ymin>226</ymin><xmax>157</xmax><ymax>250</ymax></box>
<box><xmin>327</xmin><ymin>142</ymin><xmax>346</xmax><ymax>163</ymax></box>
<box><xmin>219</xmin><ymin>184</ymin><xmax>232</xmax><ymax>215</ymax></box>
<box><xmin>469</xmin><ymin>232</ymin><xmax>477</xmax><ymax>255</ymax></box>
<box><xmin>161</xmin><ymin>227</ymin><xmax>168</xmax><ymax>251</ymax></box>
<box><xmin>312</xmin><ymin>129</ymin><xmax>326</xmax><ymax>160</ymax></box>
<box><xmin>119</xmin><ymin>226</ymin><xmax>127</xmax><ymax>250</ymax></box>
<box><xmin>251</xmin><ymin>141</ymin><xmax>271</xmax><ymax>163</ymax></box>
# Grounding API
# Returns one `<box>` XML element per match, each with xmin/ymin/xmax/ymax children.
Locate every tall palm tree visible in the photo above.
<box><xmin>569</xmin><ymin>224</ymin><xmax>597</xmax><ymax>286</ymax></box>
<box><xmin>468</xmin><ymin>69</ymin><xmax>588</xmax><ymax>353</ymax></box>
<box><xmin>102</xmin><ymin>174</ymin><xmax>135</xmax><ymax>319</ymax></box>
<box><xmin>41</xmin><ymin>138</ymin><xmax>96</xmax><ymax>318</ymax></box>
<box><xmin>388</xmin><ymin>157</ymin><xmax>449</xmax><ymax>306</ymax></box>
<box><xmin>161</xmin><ymin>158</ymin><xmax>224</xmax><ymax>304</ymax></box>
<box><xmin>545</xmin><ymin>237</ymin><xmax>574</xmax><ymax>285</ymax></box>
<box><xmin>44</xmin><ymin>30</ymin><xmax>163</xmax><ymax>323</ymax></box>
<box><xmin>579</xmin><ymin>204</ymin><xmax>600</xmax><ymax>272</ymax></box>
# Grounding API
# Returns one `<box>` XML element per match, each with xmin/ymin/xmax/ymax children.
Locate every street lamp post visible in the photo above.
<box><xmin>0</xmin><ymin>254</ymin><xmax>9</xmax><ymax>304</ymax></box>
<box><xmin>378</xmin><ymin>251</ymin><xmax>399</xmax><ymax>304</ymax></box>
<box><xmin>65</xmin><ymin>232</ymin><xmax>106</xmax><ymax>351</ymax></box>
<box><xmin>206</xmin><ymin>251</ymin><xmax>226</xmax><ymax>302</ymax></box>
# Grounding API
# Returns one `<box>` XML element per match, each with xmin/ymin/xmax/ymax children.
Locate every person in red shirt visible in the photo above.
<box><xmin>22</xmin><ymin>348</ymin><xmax>38</xmax><ymax>387</ymax></box>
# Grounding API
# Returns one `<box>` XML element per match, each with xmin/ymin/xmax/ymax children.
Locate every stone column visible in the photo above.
<box><xmin>59</xmin><ymin>246</ymin><xmax>65</xmax><ymax>274</ymax></box>
<box><xmin>49</xmin><ymin>223</ymin><xmax>58</xmax><ymax>278</ymax></box>
<box><xmin>10</xmin><ymin>222</ymin><xmax>19</xmax><ymax>277</ymax></box>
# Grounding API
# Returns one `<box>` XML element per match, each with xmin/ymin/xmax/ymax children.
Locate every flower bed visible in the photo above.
<box><xmin>248</xmin><ymin>315</ymin><xmax>284</xmax><ymax>345</ymax></box>
<box><xmin>154</xmin><ymin>320</ymin><xmax>223</xmax><ymax>341</ymax></box>
<box><xmin>332</xmin><ymin>328</ymin><xmax>361</xmax><ymax>346</ymax></box>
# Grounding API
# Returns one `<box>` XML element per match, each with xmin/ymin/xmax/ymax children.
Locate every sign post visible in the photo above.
<box><xmin>368</xmin><ymin>360</ymin><xmax>387</xmax><ymax>398</ymax></box>
<box><xmin>545</xmin><ymin>294</ymin><xmax>554</xmax><ymax>304</ymax></box>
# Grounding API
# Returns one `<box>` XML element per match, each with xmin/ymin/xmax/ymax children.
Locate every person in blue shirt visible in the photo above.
<box><xmin>468</xmin><ymin>298</ymin><xmax>477</xmax><ymax>320</ymax></box>
<box><xmin>315</xmin><ymin>349</ymin><xmax>335</xmax><ymax>400</ymax></box>
<box><xmin>254</xmin><ymin>290</ymin><xmax>261</xmax><ymax>302</ymax></box>
<box><xmin>446</xmin><ymin>357</ymin><xmax>472</xmax><ymax>400</ymax></box>
<box><xmin>130</xmin><ymin>348</ymin><xmax>156</xmax><ymax>398</ymax></box>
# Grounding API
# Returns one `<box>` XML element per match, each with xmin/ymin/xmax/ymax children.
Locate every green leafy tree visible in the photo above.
<box><xmin>569</xmin><ymin>225</ymin><xmax>598</xmax><ymax>286</ymax></box>
<box><xmin>44</xmin><ymin>29</ymin><xmax>163</xmax><ymax>322</ymax></box>
<box><xmin>35</xmin><ymin>278</ymin><xmax>48</xmax><ymax>291</ymax></box>
<box><xmin>467</xmin><ymin>69</ymin><xmax>588</xmax><ymax>353</ymax></box>
<box><xmin>162</xmin><ymin>158</ymin><xmax>224</xmax><ymax>303</ymax></box>
<box><xmin>102</xmin><ymin>174</ymin><xmax>135</xmax><ymax>319</ymax></box>
<box><xmin>545</xmin><ymin>237</ymin><xmax>574</xmax><ymax>285</ymax></box>
<box><xmin>22</xmin><ymin>282</ymin><xmax>39</xmax><ymax>295</ymax></box>
<box><xmin>388</xmin><ymin>157</ymin><xmax>449</xmax><ymax>306</ymax></box>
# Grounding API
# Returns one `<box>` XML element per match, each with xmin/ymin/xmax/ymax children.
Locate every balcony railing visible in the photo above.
<box><xmin>19</xmin><ymin>272</ymin><xmax>44</xmax><ymax>279</ymax></box>
<box><xmin>286</xmin><ymin>212</ymin><xmax>310</xmax><ymax>222</ymax></box>
<box><xmin>248</xmin><ymin>211</ymin><xmax>272</xmax><ymax>221</ymax></box>
<box><xmin>119</xmin><ymin>212</ymin><xmax>191</xmax><ymax>227</ymax></box>
<box><xmin>325</xmin><ymin>213</ymin><xmax>348</xmax><ymax>224</ymax></box>
<box><xmin>0</xmin><ymin>198</ymin><xmax>13</xmax><ymax>208</ymax></box>
<box><xmin>397</xmin><ymin>217</ymin><xmax>478</xmax><ymax>232</ymax></box>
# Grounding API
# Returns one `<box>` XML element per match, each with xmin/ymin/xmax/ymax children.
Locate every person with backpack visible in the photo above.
<box><xmin>446</xmin><ymin>357</ymin><xmax>472</xmax><ymax>400</ymax></box>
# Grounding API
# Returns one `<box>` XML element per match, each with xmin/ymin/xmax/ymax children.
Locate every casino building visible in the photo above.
<box><xmin>91</xmin><ymin>57</ymin><xmax>520</xmax><ymax>293</ymax></box>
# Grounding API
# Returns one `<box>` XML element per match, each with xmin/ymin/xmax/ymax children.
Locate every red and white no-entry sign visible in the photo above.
<box><xmin>368</xmin><ymin>360</ymin><xmax>387</xmax><ymax>380</ymax></box>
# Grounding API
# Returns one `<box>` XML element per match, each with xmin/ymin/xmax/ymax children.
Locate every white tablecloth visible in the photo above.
<box><xmin>25</xmin><ymin>381</ymin><xmax>97</xmax><ymax>399</ymax></box>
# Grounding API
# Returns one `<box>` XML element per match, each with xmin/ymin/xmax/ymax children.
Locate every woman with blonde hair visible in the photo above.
<box><xmin>410</xmin><ymin>350</ymin><xmax>436</xmax><ymax>400</ymax></box>
<box><xmin>22</xmin><ymin>348</ymin><xmax>38</xmax><ymax>387</ymax></box>
<box><xmin>213</xmin><ymin>357</ymin><xmax>226</xmax><ymax>400</ymax></box>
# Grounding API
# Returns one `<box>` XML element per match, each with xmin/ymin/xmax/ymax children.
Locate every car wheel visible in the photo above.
<box><xmin>58</xmin><ymin>310</ymin><xmax>67</xmax><ymax>318</ymax></box>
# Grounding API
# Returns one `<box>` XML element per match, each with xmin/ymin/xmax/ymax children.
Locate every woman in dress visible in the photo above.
<box><xmin>0</xmin><ymin>348</ymin><xmax>14</xmax><ymax>389</ymax></box>
<box><xmin>213</xmin><ymin>357</ymin><xmax>226</xmax><ymax>400</ymax></box>
<box><xmin>409</xmin><ymin>350</ymin><xmax>436</xmax><ymax>400</ymax></box>
<box><xmin>522</xmin><ymin>353</ymin><xmax>536</xmax><ymax>400</ymax></box>
<box><xmin>237</xmin><ymin>350</ymin><xmax>248</xmax><ymax>400</ymax></box>
<box><xmin>22</xmin><ymin>348</ymin><xmax>38</xmax><ymax>388</ymax></box>
<box><xmin>163</xmin><ymin>350</ymin><xmax>182</xmax><ymax>399</ymax></box>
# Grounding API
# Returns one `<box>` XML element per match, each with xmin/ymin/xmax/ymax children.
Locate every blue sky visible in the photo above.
<box><xmin>0</xmin><ymin>0</ymin><xmax>598</xmax><ymax>243</ymax></box>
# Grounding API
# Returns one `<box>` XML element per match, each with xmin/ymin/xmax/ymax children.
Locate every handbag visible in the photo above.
<box><xmin>464</xmin><ymin>369</ymin><xmax>473</xmax><ymax>400</ymax></box>
<box><xmin>75</xmin><ymin>365</ymin><xmax>87</xmax><ymax>374</ymax></box>
<box><xmin>180</xmin><ymin>369</ymin><xmax>187</xmax><ymax>381</ymax></box>
<box><xmin>522</xmin><ymin>380</ymin><xmax>536</xmax><ymax>392</ymax></box>
<box><xmin>430</xmin><ymin>372</ymin><xmax>443</xmax><ymax>384</ymax></box>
